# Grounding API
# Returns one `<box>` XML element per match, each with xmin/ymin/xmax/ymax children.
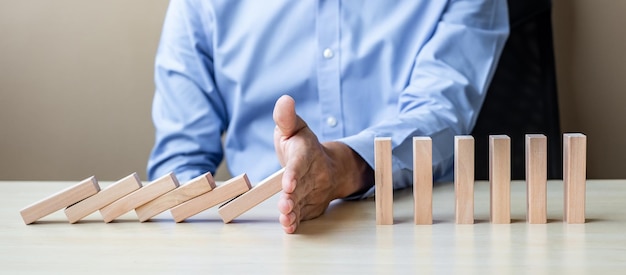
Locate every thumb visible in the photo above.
<box><xmin>273</xmin><ymin>95</ymin><xmax>307</xmax><ymax>137</ymax></box>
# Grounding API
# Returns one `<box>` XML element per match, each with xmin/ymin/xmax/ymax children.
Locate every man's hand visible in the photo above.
<box><xmin>273</xmin><ymin>95</ymin><xmax>373</xmax><ymax>234</ymax></box>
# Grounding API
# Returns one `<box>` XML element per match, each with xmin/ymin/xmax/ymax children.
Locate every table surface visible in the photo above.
<box><xmin>1</xmin><ymin>179</ymin><xmax>625</xmax><ymax>274</ymax></box>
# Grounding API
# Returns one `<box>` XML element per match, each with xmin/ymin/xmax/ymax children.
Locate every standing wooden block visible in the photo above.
<box><xmin>20</xmin><ymin>176</ymin><xmax>100</xmax><ymax>224</ymax></box>
<box><xmin>136</xmin><ymin>172</ymin><xmax>216</xmax><ymax>222</ymax></box>
<box><xmin>526</xmin><ymin>134</ymin><xmax>547</xmax><ymax>224</ymax></box>
<box><xmin>455</xmin><ymin>135</ymin><xmax>474</xmax><ymax>224</ymax></box>
<box><xmin>173</xmin><ymin>173</ymin><xmax>252</xmax><ymax>222</ymax></box>
<box><xmin>100</xmin><ymin>172</ymin><xmax>179</xmax><ymax>223</ymax></box>
<box><xmin>564</xmin><ymin>133</ymin><xmax>587</xmax><ymax>224</ymax></box>
<box><xmin>65</xmin><ymin>173</ymin><xmax>142</xmax><ymax>223</ymax></box>
<box><xmin>375</xmin><ymin>137</ymin><xmax>393</xmax><ymax>225</ymax></box>
<box><xmin>489</xmin><ymin>135</ymin><xmax>511</xmax><ymax>224</ymax></box>
<box><xmin>218</xmin><ymin>169</ymin><xmax>283</xmax><ymax>223</ymax></box>
<box><xmin>413</xmin><ymin>137</ymin><xmax>432</xmax><ymax>225</ymax></box>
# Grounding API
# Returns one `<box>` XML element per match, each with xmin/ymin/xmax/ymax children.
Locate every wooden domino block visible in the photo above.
<box><xmin>489</xmin><ymin>135</ymin><xmax>510</xmax><ymax>224</ymax></box>
<box><xmin>65</xmin><ymin>173</ymin><xmax>142</xmax><ymax>223</ymax></box>
<box><xmin>413</xmin><ymin>137</ymin><xmax>432</xmax><ymax>225</ymax></box>
<box><xmin>455</xmin><ymin>135</ymin><xmax>474</xmax><ymax>224</ymax></box>
<box><xmin>526</xmin><ymin>134</ymin><xmax>547</xmax><ymax>224</ymax></box>
<box><xmin>20</xmin><ymin>176</ymin><xmax>100</xmax><ymax>224</ymax></box>
<box><xmin>100</xmin><ymin>172</ymin><xmax>179</xmax><ymax>223</ymax></box>
<box><xmin>135</xmin><ymin>172</ymin><xmax>216</xmax><ymax>222</ymax></box>
<box><xmin>375</xmin><ymin>137</ymin><xmax>393</xmax><ymax>225</ymax></box>
<box><xmin>172</xmin><ymin>173</ymin><xmax>252</xmax><ymax>222</ymax></box>
<box><xmin>564</xmin><ymin>133</ymin><xmax>587</xmax><ymax>224</ymax></box>
<box><xmin>218</xmin><ymin>169</ymin><xmax>284</xmax><ymax>223</ymax></box>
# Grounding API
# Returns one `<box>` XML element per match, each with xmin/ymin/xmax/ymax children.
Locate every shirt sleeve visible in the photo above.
<box><xmin>339</xmin><ymin>0</ymin><xmax>510</xmax><ymax>192</ymax></box>
<box><xmin>147</xmin><ymin>0</ymin><xmax>226</xmax><ymax>182</ymax></box>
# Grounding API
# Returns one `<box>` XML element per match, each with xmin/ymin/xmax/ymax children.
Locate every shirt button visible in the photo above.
<box><xmin>326</xmin><ymin>116</ymin><xmax>338</xmax><ymax>127</ymax></box>
<box><xmin>323</xmin><ymin>48</ymin><xmax>334</xmax><ymax>59</ymax></box>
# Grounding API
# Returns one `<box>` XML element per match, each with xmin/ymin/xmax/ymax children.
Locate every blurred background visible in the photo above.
<box><xmin>0</xmin><ymin>0</ymin><xmax>624</xmax><ymax>181</ymax></box>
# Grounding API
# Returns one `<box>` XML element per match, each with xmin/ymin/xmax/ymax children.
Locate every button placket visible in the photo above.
<box><xmin>316</xmin><ymin>0</ymin><xmax>343</xmax><ymax>139</ymax></box>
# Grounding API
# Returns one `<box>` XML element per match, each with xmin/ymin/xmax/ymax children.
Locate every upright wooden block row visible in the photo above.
<box><xmin>489</xmin><ymin>135</ymin><xmax>511</xmax><ymax>224</ymax></box>
<box><xmin>413</xmin><ymin>137</ymin><xmax>432</xmax><ymax>225</ymax></box>
<box><xmin>136</xmin><ymin>172</ymin><xmax>216</xmax><ymax>222</ymax></box>
<box><xmin>526</xmin><ymin>134</ymin><xmax>547</xmax><ymax>224</ymax></box>
<box><xmin>218</xmin><ymin>169</ymin><xmax>284</xmax><ymax>223</ymax></box>
<box><xmin>375</xmin><ymin>137</ymin><xmax>393</xmax><ymax>225</ymax></box>
<box><xmin>455</xmin><ymin>136</ymin><xmax>474</xmax><ymax>224</ymax></box>
<box><xmin>173</xmin><ymin>173</ymin><xmax>252</xmax><ymax>222</ymax></box>
<box><xmin>20</xmin><ymin>176</ymin><xmax>100</xmax><ymax>224</ymax></box>
<box><xmin>564</xmin><ymin>133</ymin><xmax>587</xmax><ymax>224</ymax></box>
<box><xmin>65</xmin><ymin>173</ymin><xmax>142</xmax><ymax>223</ymax></box>
<box><xmin>100</xmin><ymin>172</ymin><xmax>179</xmax><ymax>223</ymax></box>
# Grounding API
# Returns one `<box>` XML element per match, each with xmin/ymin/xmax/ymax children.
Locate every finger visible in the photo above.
<box><xmin>279</xmin><ymin>212</ymin><xmax>296</xmax><ymax>227</ymax></box>
<box><xmin>277</xmin><ymin>193</ymin><xmax>294</xmax><ymax>214</ymax></box>
<box><xmin>282</xmin><ymin>222</ymin><xmax>298</xmax><ymax>234</ymax></box>
<box><xmin>281</xmin><ymin>205</ymin><xmax>300</xmax><ymax>234</ymax></box>
<box><xmin>281</xmin><ymin>161</ymin><xmax>301</xmax><ymax>194</ymax></box>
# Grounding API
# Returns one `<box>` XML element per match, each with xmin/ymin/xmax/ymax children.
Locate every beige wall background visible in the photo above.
<box><xmin>0</xmin><ymin>0</ymin><xmax>170</xmax><ymax>181</ymax></box>
<box><xmin>552</xmin><ymin>0</ymin><xmax>626</xmax><ymax>179</ymax></box>
<box><xmin>0</xmin><ymin>1</ymin><xmax>624</xmax><ymax>181</ymax></box>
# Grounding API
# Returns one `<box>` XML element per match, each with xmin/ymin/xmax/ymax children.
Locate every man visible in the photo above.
<box><xmin>148</xmin><ymin>0</ymin><xmax>509</xmax><ymax>233</ymax></box>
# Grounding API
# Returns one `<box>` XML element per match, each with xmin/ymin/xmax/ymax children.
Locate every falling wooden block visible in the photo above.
<box><xmin>489</xmin><ymin>135</ymin><xmax>510</xmax><ymax>224</ymax></box>
<box><xmin>100</xmin><ymin>172</ymin><xmax>179</xmax><ymax>223</ymax></box>
<box><xmin>218</xmin><ymin>169</ymin><xmax>284</xmax><ymax>223</ymax></box>
<box><xmin>564</xmin><ymin>133</ymin><xmax>587</xmax><ymax>224</ymax></box>
<box><xmin>135</xmin><ymin>172</ymin><xmax>216</xmax><ymax>222</ymax></box>
<box><xmin>375</xmin><ymin>137</ymin><xmax>393</xmax><ymax>225</ymax></box>
<box><xmin>172</xmin><ymin>173</ymin><xmax>252</xmax><ymax>222</ymax></box>
<box><xmin>526</xmin><ymin>134</ymin><xmax>547</xmax><ymax>224</ymax></box>
<box><xmin>65</xmin><ymin>173</ymin><xmax>142</xmax><ymax>223</ymax></box>
<box><xmin>20</xmin><ymin>176</ymin><xmax>100</xmax><ymax>224</ymax></box>
<box><xmin>413</xmin><ymin>137</ymin><xmax>432</xmax><ymax>225</ymax></box>
<box><xmin>455</xmin><ymin>135</ymin><xmax>474</xmax><ymax>224</ymax></box>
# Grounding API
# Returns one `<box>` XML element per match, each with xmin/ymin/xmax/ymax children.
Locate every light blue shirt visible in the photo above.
<box><xmin>148</xmin><ymin>0</ymin><xmax>509</xmax><ymax>191</ymax></box>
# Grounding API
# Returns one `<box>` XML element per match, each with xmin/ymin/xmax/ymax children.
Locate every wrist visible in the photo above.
<box><xmin>322</xmin><ymin>141</ymin><xmax>374</xmax><ymax>198</ymax></box>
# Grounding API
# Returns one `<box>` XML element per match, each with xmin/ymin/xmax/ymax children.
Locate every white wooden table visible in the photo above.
<box><xmin>1</xmin><ymin>180</ymin><xmax>625</xmax><ymax>273</ymax></box>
